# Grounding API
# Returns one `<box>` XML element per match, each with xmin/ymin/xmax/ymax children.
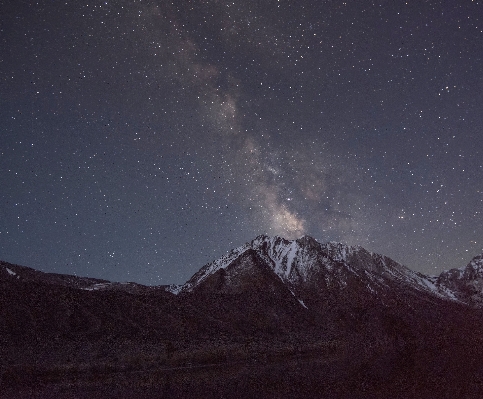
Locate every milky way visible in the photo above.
<box><xmin>1</xmin><ymin>0</ymin><xmax>482</xmax><ymax>284</ymax></box>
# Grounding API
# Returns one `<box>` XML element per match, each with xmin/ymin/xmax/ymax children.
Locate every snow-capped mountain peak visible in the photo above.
<box><xmin>175</xmin><ymin>236</ymin><xmax>483</xmax><ymax>308</ymax></box>
<box><xmin>434</xmin><ymin>254</ymin><xmax>483</xmax><ymax>306</ymax></box>
<box><xmin>179</xmin><ymin>235</ymin><xmax>413</xmax><ymax>293</ymax></box>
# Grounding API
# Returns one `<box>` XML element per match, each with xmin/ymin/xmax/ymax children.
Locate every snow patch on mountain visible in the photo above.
<box><xmin>82</xmin><ymin>282</ymin><xmax>114</xmax><ymax>291</ymax></box>
<box><xmin>6</xmin><ymin>268</ymin><xmax>16</xmax><ymax>276</ymax></box>
<box><xmin>165</xmin><ymin>284</ymin><xmax>183</xmax><ymax>295</ymax></box>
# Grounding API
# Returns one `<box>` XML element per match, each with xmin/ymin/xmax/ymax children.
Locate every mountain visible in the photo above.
<box><xmin>435</xmin><ymin>254</ymin><xmax>483</xmax><ymax>306</ymax></box>
<box><xmin>2</xmin><ymin>236</ymin><xmax>483</xmax><ymax>398</ymax></box>
<box><xmin>175</xmin><ymin>234</ymin><xmax>483</xmax><ymax>308</ymax></box>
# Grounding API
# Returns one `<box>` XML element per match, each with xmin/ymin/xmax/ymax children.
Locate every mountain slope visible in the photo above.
<box><xmin>176</xmin><ymin>234</ymin><xmax>483</xmax><ymax>308</ymax></box>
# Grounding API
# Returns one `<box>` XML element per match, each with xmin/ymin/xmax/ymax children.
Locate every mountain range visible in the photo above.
<box><xmin>1</xmin><ymin>235</ymin><xmax>483</xmax><ymax>398</ymax></box>
<box><xmin>170</xmin><ymin>235</ymin><xmax>483</xmax><ymax>307</ymax></box>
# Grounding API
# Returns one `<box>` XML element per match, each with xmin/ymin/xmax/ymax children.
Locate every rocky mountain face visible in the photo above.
<box><xmin>435</xmin><ymin>254</ymin><xmax>483</xmax><ymax>306</ymax></box>
<box><xmin>2</xmin><ymin>236</ymin><xmax>483</xmax><ymax>398</ymax></box>
<box><xmin>176</xmin><ymin>234</ymin><xmax>483</xmax><ymax>308</ymax></box>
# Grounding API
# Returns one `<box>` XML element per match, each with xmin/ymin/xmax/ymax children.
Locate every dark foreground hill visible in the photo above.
<box><xmin>1</xmin><ymin>235</ymin><xmax>483</xmax><ymax>398</ymax></box>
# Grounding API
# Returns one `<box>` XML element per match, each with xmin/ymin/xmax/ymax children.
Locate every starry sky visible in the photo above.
<box><xmin>1</xmin><ymin>0</ymin><xmax>482</xmax><ymax>285</ymax></box>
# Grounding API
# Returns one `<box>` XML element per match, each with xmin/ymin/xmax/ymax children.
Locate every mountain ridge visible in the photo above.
<box><xmin>3</xmin><ymin>235</ymin><xmax>483</xmax><ymax>309</ymax></box>
<box><xmin>169</xmin><ymin>234</ymin><xmax>483</xmax><ymax>309</ymax></box>
<box><xmin>2</xmin><ymin>235</ymin><xmax>482</xmax><ymax>308</ymax></box>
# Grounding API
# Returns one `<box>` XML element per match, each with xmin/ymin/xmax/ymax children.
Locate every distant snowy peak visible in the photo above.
<box><xmin>180</xmin><ymin>235</ymin><xmax>414</xmax><ymax>293</ymax></box>
<box><xmin>181</xmin><ymin>235</ymin><xmax>328</xmax><ymax>291</ymax></box>
<box><xmin>174</xmin><ymin>236</ymin><xmax>483</xmax><ymax>308</ymax></box>
<box><xmin>249</xmin><ymin>235</ymin><xmax>427</xmax><ymax>291</ymax></box>
<box><xmin>435</xmin><ymin>254</ymin><xmax>483</xmax><ymax>306</ymax></box>
<box><xmin>438</xmin><ymin>254</ymin><xmax>483</xmax><ymax>283</ymax></box>
<box><xmin>465</xmin><ymin>254</ymin><xmax>483</xmax><ymax>278</ymax></box>
<box><xmin>250</xmin><ymin>234</ymin><xmax>370</xmax><ymax>280</ymax></box>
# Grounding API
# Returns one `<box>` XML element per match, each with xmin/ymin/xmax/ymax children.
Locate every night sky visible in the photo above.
<box><xmin>2</xmin><ymin>0</ymin><xmax>482</xmax><ymax>285</ymax></box>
